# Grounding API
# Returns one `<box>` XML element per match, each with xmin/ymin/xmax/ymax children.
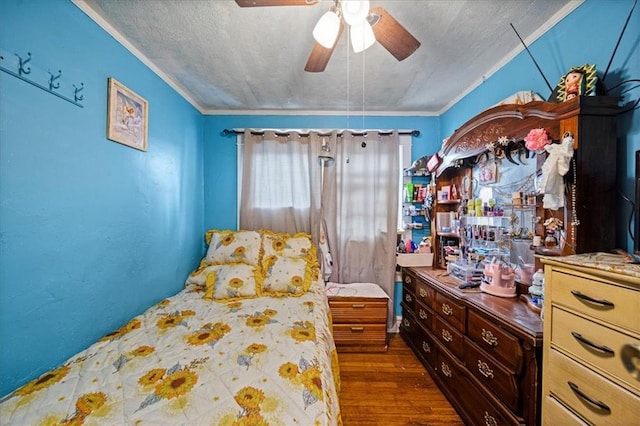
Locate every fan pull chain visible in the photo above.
<box><xmin>346</xmin><ymin>24</ymin><xmax>350</xmax><ymax>131</ymax></box>
<box><xmin>362</xmin><ymin>39</ymin><xmax>365</xmax><ymax>130</ymax></box>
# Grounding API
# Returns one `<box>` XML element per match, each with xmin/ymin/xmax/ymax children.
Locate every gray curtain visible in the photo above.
<box><xmin>321</xmin><ymin>131</ymin><xmax>400</xmax><ymax>325</ymax></box>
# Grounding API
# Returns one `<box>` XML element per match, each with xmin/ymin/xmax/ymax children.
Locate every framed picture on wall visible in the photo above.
<box><xmin>479</xmin><ymin>161</ymin><xmax>497</xmax><ymax>184</ymax></box>
<box><xmin>107</xmin><ymin>78</ymin><xmax>148</xmax><ymax>151</ymax></box>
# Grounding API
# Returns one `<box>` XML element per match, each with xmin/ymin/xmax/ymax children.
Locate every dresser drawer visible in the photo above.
<box><xmin>329</xmin><ymin>299</ymin><xmax>387</xmax><ymax>324</ymax></box>
<box><xmin>434</xmin><ymin>315</ymin><xmax>464</xmax><ymax>360</ymax></box>
<box><xmin>402</xmin><ymin>287</ymin><xmax>415</xmax><ymax>312</ymax></box>
<box><xmin>467</xmin><ymin>310</ymin><xmax>523</xmax><ymax>373</ymax></box>
<box><xmin>402</xmin><ymin>271</ymin><xmax>416</xmax><ymax>293</ymax></box>
<box><xmin>400</xmin><ymin>309</ymin><xmax>418</xmax><ymax>342</ymax></box>
<box><xmin>415</xmin><ymin>280</ymin><xmax>435</xmax><ymax>307</ymax></box>
<box><xmin>464</xmin><ymin>338</ymin><xmax>519</xmax><ymax>412</ymax></box>
<box><xmin>545</xmin><ymin>348</ymin><xmax>640</xmax><ymax>425</ymax></box>
<box><xmin>550</xmin><ymin>306</ymin><xmax>640</xmax><ymax>393</ymax></box>
<box><xmin>437</xmin><ymin>349</ymin><xmax>515</xmax><ymax>426</ymax></box>
<box><xmin>415</xmin><ymin>300</ymin><xmax>434</xmax><ymax>332</ymax></box>
<box><xmin>434</xmin><ymin>291</ymin><xmax>466</xmax><ymax>333</ymax></box>
<box><xmin>549</xmin><ymin>269</ymin><xmax>640</xmax><ymax>333</ymax></box>
<box><xmin>415</xmin><ymin>323</ymin><xmax>438</xmax><ymax>368</ymax></box>
<box><xmin>543</xmin><ymin>395</ymin><xmax>588</xmax><ymax>426</ymax></box>
<box><xmin>332</xmin><ymin>323</ymin><xmax>387</xmax><ymax>345</ymax></box>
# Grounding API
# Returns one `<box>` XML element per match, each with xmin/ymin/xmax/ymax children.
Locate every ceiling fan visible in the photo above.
<box><xmin>235</xmin><ymin>0</ymin><xmax>421</xmax><ymax>72</ymax></box>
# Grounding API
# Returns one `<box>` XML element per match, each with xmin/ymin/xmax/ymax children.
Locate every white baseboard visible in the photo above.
<box><xmin>388</xmin><ymin>315</ymin><xmax>402</xmax><ymax>333</ymax></box>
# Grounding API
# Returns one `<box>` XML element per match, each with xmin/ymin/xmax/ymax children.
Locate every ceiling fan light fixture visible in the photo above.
<box><xmin>350</xmin><ymin>20</ymin><xmax>375</xmax><ymax>53</ymax></box>
<box><xmin>312</xmin><ymin>10</ymin><xmax>341</xmax><ymax>48</ymax></box>
<box><xmin>342</xmin><ymin>0</ymin><xmax>369</xmax><ymax>26</ymax></box>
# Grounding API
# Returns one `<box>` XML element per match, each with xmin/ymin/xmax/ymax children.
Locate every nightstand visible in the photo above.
<box><xmin>326</xmin><ymin>283</ymin><xmax>389</xmax><ymax>352</ymax></box>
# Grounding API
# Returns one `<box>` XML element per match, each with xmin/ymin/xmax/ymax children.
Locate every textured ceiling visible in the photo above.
<box><xmin>75</xmin><ymin>0</ymin><xmax>581</xmax><ymax>115</ymax></box>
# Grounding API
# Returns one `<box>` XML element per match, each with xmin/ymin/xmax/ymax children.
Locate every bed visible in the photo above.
<box><xmin>0</xmin><ymin>229</ymin><xmax>342</xmax><ymax>425</ymax></box>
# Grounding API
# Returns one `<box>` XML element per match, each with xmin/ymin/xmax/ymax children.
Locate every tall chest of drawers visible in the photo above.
<box><xmin>400</xmin><ymin>267</ymin><xmax>543</xmax><ymax>425</ymax></box>
<box><xmin>541</xmin><ymin>256</ymin><xmax>640</xmax><ymax>425</ymax></box>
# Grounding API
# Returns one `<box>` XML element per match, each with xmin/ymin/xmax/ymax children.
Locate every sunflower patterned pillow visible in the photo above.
<box><xmin>202</xmin><ymin>263</ymin><xmax>262</xmax><ymax>301</ymax></box>
<box><xmin>261</xmin><ymin>230</ymin><xmax>314</xmax><ymax>260</ymax></box>
<box><xmin>261</xmin><ymin>255</ymin><xmax>314</xmax><ymax>296</ymax></box>
<box><xmin>204</xmin><ymin>230</ymin><xmax>262</xmax><ymax>266</ymax></box>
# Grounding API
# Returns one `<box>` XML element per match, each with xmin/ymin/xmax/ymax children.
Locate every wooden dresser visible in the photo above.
<box><xmin>541</xmin><ymin>254</ymin><xmax>640</xmax><ymax>425</ymax></box>
<box><xmin>327</xmin><ymin>283</ymin><xmax>389</xmax><ymax>352</ymax></box>
<box><xmin>400</xmin><ymin>267</ymin><xmax>543</xmax><ymax>425</ymax></box>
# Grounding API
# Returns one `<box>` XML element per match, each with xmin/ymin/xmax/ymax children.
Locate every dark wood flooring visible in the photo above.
<box><xmin>337</xmin><ymin>334</ymin><xmax>464</xmax><ymax>425</ymax></box>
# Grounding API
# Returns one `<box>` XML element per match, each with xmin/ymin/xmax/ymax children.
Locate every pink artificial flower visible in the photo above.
<box><xmin>524</xmin><ymin>128</ymin><xmax>550</xmax><ymax>151</ymax></box>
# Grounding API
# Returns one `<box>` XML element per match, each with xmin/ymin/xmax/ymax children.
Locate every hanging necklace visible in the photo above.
<box><xmin>485</xmin><ymin>172</ymin><xmax>537</xmax><ymax>199</ymax></box>
<box><xmin>568</xmin><ymin>157</ymin><xmax>579</xmax><ymax>250</ymax></box>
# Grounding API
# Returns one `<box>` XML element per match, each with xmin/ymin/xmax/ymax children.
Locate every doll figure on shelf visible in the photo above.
<box><xmin>539</xmin><ymin>132</ymin><xmax>574</xmax><ymax>210</ymax></box>
<box><xmin>564</xmin><ymin>71</ymin><xmax>584</xmax><ymax>101</ymax></box>
<box><xmin>423</xmin><ymin>185</ymin><xmax>434</xmax><ymax>222</ymax></box>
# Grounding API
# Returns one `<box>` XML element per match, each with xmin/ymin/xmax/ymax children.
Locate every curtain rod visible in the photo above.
<box><xmin>221</xmin><ymin>128</ymin><xmax>420</xmax><ymax>137</ymax></box>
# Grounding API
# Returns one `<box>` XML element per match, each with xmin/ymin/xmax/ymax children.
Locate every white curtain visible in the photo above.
<box><xmin>239</xmin><ymin>129</ymin><xmax>400</xmax><ymax>325</ymax></box>
<box><xmin>239</xmin><ymin>130</ymin><xmax>322</xmax><ymax>236</ymax></box>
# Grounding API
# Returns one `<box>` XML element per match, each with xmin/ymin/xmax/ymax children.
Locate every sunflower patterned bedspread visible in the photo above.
<box><xmin>0</xmin><ymin>280</ymin><xmax>341</xmax><ymax>425</ymax></box>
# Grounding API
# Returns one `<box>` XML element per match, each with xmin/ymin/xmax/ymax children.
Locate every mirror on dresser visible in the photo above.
<box><xmin>431</xmin><ymin>139</ymin><xmax>541</xmax><ymax>274</ymax></box>
<box><xmin>460</xmin><ymin>143</ymin><xmax>540</xmax><ymax>267</ymax></box>
<box><xmin>431</xmin><ymin>96</ymin><xmax>622</xmax><ymax>272</ymax></box>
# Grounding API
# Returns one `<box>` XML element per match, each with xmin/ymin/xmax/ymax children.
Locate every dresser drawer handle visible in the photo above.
<box><xmin>419</xmin><ymin>309</ymin><xmax>428</xmax><ymax>320</ymax></box>
<box><xmin>419</xmin><ymin>287</ymin><xmax>428</xmax><ymax>298</ymax></box>
<box><xmin>402</xmin><ymin>318</ymin><xmax>410</xmax><ymax>328</ymax></box>
<box><xmin>477</xmin><ymin>360</ymin><xmax>494</xmax><ymax>379</ymax></box>
<box><xmin>351</xmin><ymin>304</ymin><xmax>366</xmax><ymax>309</ymax></box>
<box><xmin>621</xmin><ymin>343</ymin><xmax>640</xmax><ymax>380</ymax></box>
<box><xmin>570</xmin><ymin>290</ymin><xmax>614</xmax><ymax>308</ymax></box>
<box><xmin>571</xmin><ymin>331</ymin><xmax>615</xmax><ymax>356</ymax></box>
<box><xmin>350</xmin><ymin>326</ymin><xmax>365</xmax><ymax>332</ymax></box>
<box><xmin>405</xmin><ymin>294</ymin><xmax>413</xmax><ymax>302</ymax></box>
<box><xmin>441</xmin><ymin>303</ymin><xmax>453</xmax><ymax>316</ymax></box>
<box><xmin>441</xmin><ymin>362</ymin><xmax>452</xmax><ymax>377</ymax></box>
<box><xmin>481</xmin><ymin>329</ymin><xmax>499</xmax><ymax>347</ymax></box>
<box><xmin>484</xmin><ymin>412</ymin><xmax>497</xmax><ymax>426</ymax></box>
<box><xmin>422</xmin><ymin>341</ymin><xmax>431</xmax><ymax>353</ymax></box>
<box><xmin>441</xmin><ymin>329</ymin><xmax>453</xmax><ymax>343</ymax></box>
<box><xmin>404</xmin><ymin>276</ymin><xmax>412</xmax><ymax>283</ymax></box>
<box><xmin>568</xmin><ymin>381</ymin><xmax>611</xmax><ymax>414</ymax></box>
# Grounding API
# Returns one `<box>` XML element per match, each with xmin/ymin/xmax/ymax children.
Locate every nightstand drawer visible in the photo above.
<box><xmin>551</xmin><ymin>306</ymin><xmax>640</xmax><ymax>393</ymax></box>
<box><xmin>549</xmin><ymin>269</ymin><xmax>639</xmax><ymax>333</ymax></box>
<box><xmin>546</xmin><ymin>348</ymin><xmax>640</xmax><ymax>425</ymax></box>
<box><xmin>332</xmin><ymin>324</ymin><xmax>387</xmax><ymax>344</ymax></box>
<box><xmin>328</xmin><ymin>299</ymin><xmax>387</xmax><ymax>324</ymax></box>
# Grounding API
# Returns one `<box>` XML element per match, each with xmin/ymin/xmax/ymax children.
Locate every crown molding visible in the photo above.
<box><xmin>72</xmin><ymin>0</ymin><xmax>206</xmax><ymax>114</ymax></box>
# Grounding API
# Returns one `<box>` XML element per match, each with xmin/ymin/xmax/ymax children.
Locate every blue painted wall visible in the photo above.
<box><xmin>441</xmin><ymin>0</ymin><xmax>639</xmax><ymax>251</ymax></box>
<box><xmin>0</xmin><ymin>0</ymin><xmax>204</xmax><ymax>396</ymax></box>
<box><xmin>1</xmin><ymin>0</ymin><xmax>638</xmax><ymax>397</ymax></box>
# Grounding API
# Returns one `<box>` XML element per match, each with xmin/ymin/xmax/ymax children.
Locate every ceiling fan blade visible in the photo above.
<box><xmin>369</xmin><ymin>7</ymin><xmax>420</xmax><ymax>61</ymax></box>
<box><xmin>235</xmin><ymin>0</ymin><xmax>318</xmax><ymax>6</ymax></box>
<box><xmin>304</xmin><ymin>22</ymin><xmax>344</xmax><ymax>72</ymax></box>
